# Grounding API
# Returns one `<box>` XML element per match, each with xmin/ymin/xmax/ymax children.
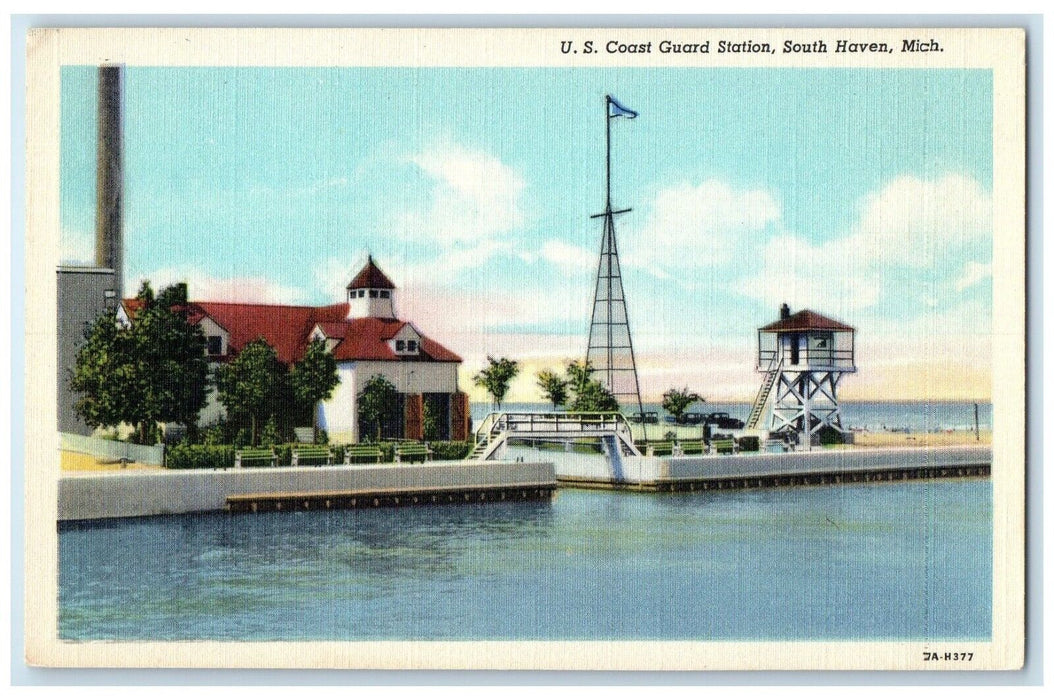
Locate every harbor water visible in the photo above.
<box><xmin>59</xmin><ymin>478</ymin><xmax>991</xmax><ymax>641</ymax></box>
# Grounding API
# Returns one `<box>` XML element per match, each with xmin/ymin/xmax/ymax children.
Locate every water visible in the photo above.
<box><xmin>473</xmin><ymin>401</ymin><xmax>992</xmax><ymax>433</ymax></box>
<box><xmin>59</xmin><ymin>479</ymin><xmax>991</xmax><ymax>641</ymax></box>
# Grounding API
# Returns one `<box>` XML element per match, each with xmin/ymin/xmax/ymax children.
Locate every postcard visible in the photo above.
<box><xmin>23</xmin><ymin>26</ymin><xmax>1025</xmax><ymax>670</ymax></box>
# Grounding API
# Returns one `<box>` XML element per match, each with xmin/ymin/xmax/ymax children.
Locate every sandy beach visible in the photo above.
<box><xmin>851</xmin><ymin>430</ymin><xmax>992</xmax><ymax>448</ymax></box>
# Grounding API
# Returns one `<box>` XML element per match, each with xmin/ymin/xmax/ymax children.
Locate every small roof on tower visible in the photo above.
<box><xmin>346</xmin><ymin>255</ymin><xmax>396</xmax><ymax>290</ymax></box>
<box><xmin>760</xmin><ymin>309</ymin><xmax>854</xmax><ymax>333</ymax></box>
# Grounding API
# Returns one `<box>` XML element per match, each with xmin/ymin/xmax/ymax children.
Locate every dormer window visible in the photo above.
<box><xmin>396</xmin><ymin>340</ymin><xmax>406</xmax><ymax>351</ymax></box>
<box><xmin>207</xmin><ymin>335</ymin><xmax>223</xmax><ymax>356</ymax></box>
<box><xmin>407</xmin><ymin>340</ymin><xmax>417</xmax><ymax>352</ymax></box>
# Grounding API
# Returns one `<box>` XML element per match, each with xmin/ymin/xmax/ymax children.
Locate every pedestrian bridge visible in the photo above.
<box><xmin>469</xmin><ymin>412</ymin><xmax>642</xmax><ymax>462</ymax></box>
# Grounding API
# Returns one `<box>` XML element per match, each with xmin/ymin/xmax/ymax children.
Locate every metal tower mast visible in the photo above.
<box><xmin>586</xmin><ymin>95</ymin><xmax>645</xmax><ymax>422</ymax></box>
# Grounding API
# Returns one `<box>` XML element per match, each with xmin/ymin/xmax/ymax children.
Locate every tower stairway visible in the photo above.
<box><xmin>746</xmin><ymin>358</ymin><xmax>782</xmax><ymax>430</ymax></box>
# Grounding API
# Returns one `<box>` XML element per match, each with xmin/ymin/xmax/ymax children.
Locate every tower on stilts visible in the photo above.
<box><xmin>746</xmin><ymin>303</ymin><xmax>857</xmax><ymax>449</ymax></box>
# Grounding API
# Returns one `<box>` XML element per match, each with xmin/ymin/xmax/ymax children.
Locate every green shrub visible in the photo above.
<box><xmin>817</xmin><ymin>426</ymin><xmax>846</xmax><ymax>445</ymax></box>
<box><xmin>166</xmin><ymin>443</ymin><xmax>235</xmax><ymax>470</ymax></box>
<box><xmin>737</xmin><ymin>435</ymin><xmax>760</xmax><ymax>452</ymax></box>
<box><xmin>428</xmin><ymin>441</ymin><xmax>472</xmax><ymax>460</ymax></box>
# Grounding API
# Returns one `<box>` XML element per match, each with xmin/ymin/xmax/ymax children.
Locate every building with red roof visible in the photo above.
<box><xmin>119</xmin><ymin>256</ymin><xmax>470</xmax><ymax>443</ymax></box>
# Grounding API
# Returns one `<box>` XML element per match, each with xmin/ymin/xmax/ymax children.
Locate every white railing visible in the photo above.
<box><xmin>472</xmin><ymin>411</ymin><xmax>640</xmax><ymax>459</ymax></box>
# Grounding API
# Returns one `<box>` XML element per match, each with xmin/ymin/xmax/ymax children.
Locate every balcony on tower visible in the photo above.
<box><xmin>757</xmin><ymin>303</ymin><xmax>856</xmax><ymax>373</ymax></box>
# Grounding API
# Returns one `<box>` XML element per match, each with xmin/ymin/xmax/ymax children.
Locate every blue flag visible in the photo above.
<box><xmin>608</xmin><ymin>96</ymin><xmax>638</xmax><ymax>119</ymax></box>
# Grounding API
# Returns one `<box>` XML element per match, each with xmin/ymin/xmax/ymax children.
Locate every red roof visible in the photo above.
<box><xmin>121</xmin><ymin>299</ymin><xmax>461</xmax><ymax>365</ymax></box>
<box><xmin>346</xmin><ymin>256</ymin><xmax>396</xmax><ymax>290</ymax></box>
<box><xmin>760</xmin><ymin>309</ymin><xmax>854</xmax><ymax>333</ymax></box>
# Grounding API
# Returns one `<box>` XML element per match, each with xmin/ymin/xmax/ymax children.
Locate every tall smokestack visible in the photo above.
<box><xmin>94</xmin><ymin>65</ymin><xmax>123</xmax><ymax>295</ymax></box>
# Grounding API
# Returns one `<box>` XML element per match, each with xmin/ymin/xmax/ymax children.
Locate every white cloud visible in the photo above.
<box><xmin>394</xmin><ymin>142</ymin><xmax>525</xmax><ymax>244</ymax></box>
<box><xmin>133</xmin><ymin>266</ymin><xmax>309</xmax><ymax>305</ymax></box>
<box><xmin>60</xmin><ymin>227</ymin><xmax>94</xmax><ymax>265</ymax></box>
<box><xmin>955</xmin><ymin>261</ymin><xmax>993</xmax><ymax>292</ymax></box>
<box><xmin>732</xmin><ymin>173</ymin><xmax>991</xmax><ymax>314</ymax></box>
<box><xmin>624</xmin><ymin>179</ymin><xmax>781</xmax><ymax>272</ymax></box>
<box><xmin>732</xmin><ymin>233</ymin><xmax>879</xmax><ymax>313</ymax></box>
<box><xmin>849</xmin><ymin>173</ymin><xmax>991</xmax><ymax>268</ymax></box>
<box><xmin>540</xmin><ymin>240</ymin><xmax>596</xmax><ymax>272</ymax></box>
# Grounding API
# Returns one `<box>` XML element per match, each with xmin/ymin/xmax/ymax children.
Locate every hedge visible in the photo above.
<box><xmin>165</xmin><ymin>440</ymin><xmax>473</xmax><ymax>469</ymax></box>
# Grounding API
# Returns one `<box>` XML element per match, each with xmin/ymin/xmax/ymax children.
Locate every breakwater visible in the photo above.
<box><xmin>58</xmin><ymin>460</ymin><xmax>557</xmax><ymax>521</ymax></box>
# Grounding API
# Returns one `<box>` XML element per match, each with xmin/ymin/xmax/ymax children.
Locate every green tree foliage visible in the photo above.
<box><xmin>422</xmin><ymin>396</ymin><xmax>441</xmax><ymax>441</ymax></box>
<box><xmin>535</xmin><ymin>369</ymin><xmax>569</xmax><ymax>410</ymax></box>
<box><xmin>260</xmin><ymin>414</ymin><xmax>281</xmax><ymax>447</ymax></box>
<box><xmin>662</xmin><ymin>387</ymin><xmax>703</xmax><ymax>423</ymax></box>
<box><xmin>473</xmin><ymin>355</ymin><xmax>520</xmax><ymax>409</ymax></box>
<box><xmin>357</xmin><ymin>374</ymin><xmax>398</xmax><ymax>442</ymax></box>
<box><xmin>215</xmin><ymin>338</ymin><xmax>287</xmax><ymax>446</ymax></box>
<box><xmin>565</xmin><ymin>359</ymin><xmax>620</xmax><ymax>413</ymax></box>
<box><xmin>70</xmin><ymin>281</ymin><xmax>209</xmax><ymax>444</ymax></box>
<box><xmin>290</xmin><ymin>338</ymin><xmax>340</xmax><ymax>438</ymax></box>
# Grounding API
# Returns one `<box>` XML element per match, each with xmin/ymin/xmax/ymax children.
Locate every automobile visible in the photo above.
<box><xmin>704</xmin><ymin>412</ymin><xmax>745</xmax><ymax>430</ymax></box>
<box><xmin>628</xmin><ymin>411</ymin><xmax>659</xmax><ymax>424</ymax></box>
<box><xmin>664</xmin><ymin>412</ymin><xmax>705</xmax><ymax>425</ymax></box>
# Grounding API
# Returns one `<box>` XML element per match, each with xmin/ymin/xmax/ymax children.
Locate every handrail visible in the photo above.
<box><xmin>756</xmin><ymin>348</ymin><xmax>855</xmax><ymax>369</ymax></box>
<box><xmin>474</xmin><ymin>411</ymin><xmax>634</xmax><ymax>444</ymax></box>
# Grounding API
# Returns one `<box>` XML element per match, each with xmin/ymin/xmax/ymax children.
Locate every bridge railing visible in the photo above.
<box><xmin>474</xmin><ymin>411</ymin><xmax>634</xmax><ymax>444</ymax></box>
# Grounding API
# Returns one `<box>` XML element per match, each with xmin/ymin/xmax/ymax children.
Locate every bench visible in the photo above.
<box><xmin>291</xmin><ymin>445</ymin><xmax>333</xmax><ymax>467</ymax></box>
<box><xmin>679</xmin><ymin>440</ymin><xmax>706</xmax><ymax>455</ymax></box>
<box><xmin>711</xmin><ymin>438</ymin><xmax>737</xmax><ymax>455</ymax></box>
<box><xmin>234</xmin><ymin>448</ymin><xmax>276</xmax><ymax>469</ymax></box>
<box><xmin>344</xmin><ymin>445</ymin><xmax>384</xmax><ymax>464</ymax></box>
<box><xmin>646</xmin><ymin>441</ymin><xmax>675</xmax><ymax>457</ymax></box>
<box><xmin>395</xmin><ymin>443</ymin><xmax>433</xmax><ymax>463</ymax></box>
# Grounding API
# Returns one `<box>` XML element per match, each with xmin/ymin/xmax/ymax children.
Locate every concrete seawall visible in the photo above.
<box><xmin>59</xmin><ymin>460</ymin><xmax>557</xmax><ymax>521</ymax></box>
<box><xmin>506</xmin><ymin>444</ymin><xmax>991</xmax><ymax>491</ymax></box>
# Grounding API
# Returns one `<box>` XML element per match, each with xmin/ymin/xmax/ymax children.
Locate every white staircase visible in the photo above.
<box><xmin>746</xmin><ymin>357</ymin><xmax>782</xmax><ymax>430</ymax></box>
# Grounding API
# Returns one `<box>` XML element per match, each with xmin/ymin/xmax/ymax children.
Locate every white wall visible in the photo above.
<box><xmin>353</xmin><ymin>360</ymin><xmax>459</xmax><ymax>394</ymax></box>
<box><xmin>319</xmin><ymin>364</ymin><xmax>359</xmax><ymax>443</ymax></box>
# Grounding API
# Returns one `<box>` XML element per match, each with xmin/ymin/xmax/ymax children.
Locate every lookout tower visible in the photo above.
<box><xmin>745</xmin><ymin>303</ymin><xmax>856</xmax><ymax>447</ymax></box>
<box><xmin>346</xmin><ymin>255</ymin><xmax>397</xmax><ymax>320</ymax></box>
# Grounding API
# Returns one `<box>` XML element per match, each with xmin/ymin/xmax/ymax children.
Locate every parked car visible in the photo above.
<box><xmin>704</xmin><ymin>412</ymin><xmax>745</xmax><ymax>430</ymax></box>
<box><xmin>664</xmin><ymin>412</ymin><xmax>705</xmax><ymax>425</ymax></box>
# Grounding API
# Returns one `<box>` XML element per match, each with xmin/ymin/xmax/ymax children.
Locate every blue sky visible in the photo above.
<box><xmin>61</xmin><ymin>66</ymin><xmax>993</xmax><ymax>400</ymax></box>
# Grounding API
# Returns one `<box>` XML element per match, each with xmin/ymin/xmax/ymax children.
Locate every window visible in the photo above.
<box><xmin>358</xmin><ymin>289</ymin><xmax>366</xmax><ymax>298</ymax></box>
<box><xmin>407</xmin><ymin>340</ymin><xmax>418</xmax><ymax>352</ymax></box>
<box><xmin>207</xmin><ymin>335</ymin><xmax>223</xmax><ymax>356</ymax></box>
<box><xmin>396</xmin><ymin>340</ymin><xmax>406</xmax><ymax>351</ymax></box>
<box><xmin>369</xmin><ymin>289</ymin><xmax>379</xmax><ymax>298</ymax></box>
<box><xmin>380</xmin><ymin>290</ymin><xmax>390</xmax><ymax>298</ymax></box>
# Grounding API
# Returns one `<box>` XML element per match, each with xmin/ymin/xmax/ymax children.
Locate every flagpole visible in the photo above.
<box><xmin>605</xmin><ymin>95</ymin><xmax>612</xmax><ymax>212</ymax></box>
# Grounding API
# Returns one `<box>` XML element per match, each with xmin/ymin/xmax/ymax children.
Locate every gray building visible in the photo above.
<box><xmin>57</xmin><ymin>266</ymin><xmax>117</xmax><ymax>434</ymax></box>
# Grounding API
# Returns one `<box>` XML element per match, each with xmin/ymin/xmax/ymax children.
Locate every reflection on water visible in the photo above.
<box><xmin>59</xmin><ymin>481</ymin><xmax>990</xmax><ymax>641</ymax></box>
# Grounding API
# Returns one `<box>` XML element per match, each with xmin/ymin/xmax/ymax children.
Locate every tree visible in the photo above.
<box><xmin>565</xmin><ymin>359</ymin><xmax>620</xmax><ymax>413</ymax></box>
<box><xmin>473</xmin><ymin>356</ymin><xmax>519</xmax><ymax>409</ymax></box>
<box><xmin>662</xmin><ymin>387</ymin><xmax>703</xmax><ymax>424</ymax></box>
<box><xmin>357</xmin><ymin>374</ymin><xmax>398</xmax><ymax>442</ymax></box>
<box><xmin>70</xmin><ymin>310</ymin><xmax>139</xmax><ymax>433</ymax></box>
<box><xmin>70</xmin><ymin>281</ymin><xmax>209</xmax><ymax>444</ymax></box>
<box><xmin>215</xmin><ymin>338</ymin><xmax>286</xmax><ymax>446</ymax></box>
<box><xmin>536</xmin><ymin>369</ymin><xmax>569</xmax><ymax>410</ymax></box>
<box><xmin>290</xmin><ymin>339</ymin><xmax>340</xmax><ymax>439</ymax></box>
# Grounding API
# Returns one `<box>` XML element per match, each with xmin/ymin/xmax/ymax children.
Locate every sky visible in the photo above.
<box><xmin>60</xmin><ymin>66</ymin><xmax>993</xmax><ymax>402</ymax></box>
